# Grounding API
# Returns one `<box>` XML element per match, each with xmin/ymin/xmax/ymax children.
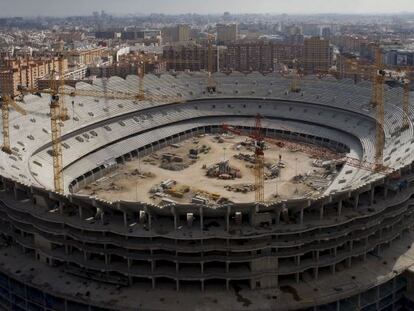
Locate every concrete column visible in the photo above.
<box><xmin>249</xmin><ymin>206</ymin><xmax>256</xmax><ymax>226</ymax></box>
<box><xmin>200</xmin><ymin>207</ymin><xmax>203</xmax><ymax>232</ymax></box>
<box><xmin>314</xmin><ymin>267</ymin><xmax>318</xmax><ymax>280</ymax></box>
<box><xmin>299</xmin><ymin>208</ymin><xmax>304</xmax><ymax>225</ymax></box>
<box><xmin>152</xmin><ymin>278</ymin><xmax>156</xmax><ymax>289</ymax></box>
<box><xmin>13</xmin><ymin>186</ymin><xmax>18</xmax><ymax>200</ymax></box>
<box><xmin>151</xmin><ymin>260</ymin><xmax>155</xmax><ymax>272</ymax></box>
<box><xmin>83</xmin><ymin>250</ymin><xmax>87</xmax><ymax>261</ymax></box>
<box><xmin>337</xmin><ymin>200</ymin><xmax>342</xmax><ymax>217</ymax></box>
<box><xmin>276</xmin><ymin>209</ymin><xmax>281</xmax><ymax>225</ymax></box>
<box><xmin>201</xmin><ymin>262</ymin><xmax>204</xmax><ymax>274</ymax></box>
<box><xmin>296</xmin><ymin>255</ymin><xmax>301</xmax><ymax>266</ymax></box>
<box><xmin>226</xmin><ymin>261</ymin><xmax>229</xmax><ymax>273</ymax></box>
<box><xmin>175</xmin><ymin>262</ymin><xmax>179</xmax><ymax>273</ymax></box>
<box><xmin>319</xmin><ymin>205</ymin><xmax>324</xmax><ymax>220</ymax></box>
<box><xmin>148</xmin><ymin>210</ymin><xmax>152</xmax><ymax>230</ymax></box>
<box><xmin>370</xmin><ymin>187</ymin><xmax>375</xmax><ymax>206</ymax></box>
<box><xmin>123</xmin><ymin>212</ymin><xmax>128</xmax><ymax>228</ymax></box>
<box><xmin>354</xmin><ymin>194</ymin><xmax>360</xmax><ymax>210</ymax></box>
<box><xmin>384</xmin><ymin>187</ymin><xmax>388</xmax><ymax>199</ymax></box>
<box><xmin>201</xmin><ymin>280</ymin><xmax>205</xmax><ymax>292</ymax></box>
<box><xmin>101</xmin><ymin>212</ymin><xmax>105</xmax><ymax>225</ymax></box>
<box><xmin>295</xmin><ymin>273</ymin><xmax>300</xmax><ymax>283</ymax></box>
<box><xmin>226</xmin><ymin>205</ymin><xmax>230</xmax><ymax>232</ymax></box>
<box><xmin>59</xmin><ymin>201</ymin><xmax>64</xmax><ymax>215</ymax></box>
<box><xmin>127</xmin><ymin>258</ymin><xmax>131</xmax><ymax>269</ymax></box>
<box><xmin>79</xmin><ymin>206</ymin><xmax>83</xmax><ymax>219</ymax></box>
<box><xmin>347</xmin><ymin>257</ymin><xmax>352</xmax><ymax>268</ymax></box>
<box><xmin>331</xmin><ymin>264</ymin><xmax>336</xmax><ymax>275</ymax></box>
<box><xmin>172</xmin><ymin>207</ymin><xmax>177</xmax><ymax>229</ymax></box>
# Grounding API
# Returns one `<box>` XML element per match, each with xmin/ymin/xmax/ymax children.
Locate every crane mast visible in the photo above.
<box><xmin>1</xmin><ymin>70</ymin><xmax>12</xmax><ymax>154</ymax></box>
<box><xmin>253</xmin><ymin>115</ymin><xmax>265</xmax><ymax>203</ymax></box>
<box><xmin>222</xmin><ymin>114</ymin><xmax>265</xmax><ymax>202</ymax></box>
<box><xmin>50</xmin><ymin>69</ymin><xmax>64</xmax><ymax>193</ymax></box>
<box><xmin>290</xmin><ymin>59</ymin><xmax>301</xmax><ymax>93</ymax></box>
<box><xmin>1</xmin><ymin>70</ymin><xmax>27</xmax><ymax>154</ymax></box>
<box><xmin>1</xmin><ymin>98</ymin><xmax>11</xmax><ymax>154</ymax></box>
<box><xmin>372</xmin><ymin>47</ymin><xmax>386</xmax><ymax>170</ymax></box>
<box><xmin>138</xmin><ymin>54</ymin><xmax>146</xmax><ymax>101</ymax></box>
<box><xmin>58</xmin><ymin>52</ymin><xmax>69</xmax><ymax>121</ymax></box>
<box><xmin>402</xmin><ymin>78</ymin><xmax>410</xmax><ymax>131</ymax></box>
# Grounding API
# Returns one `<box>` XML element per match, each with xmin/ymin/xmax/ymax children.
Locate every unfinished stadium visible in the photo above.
<box><xmin>0</xmin><ymin>72</ymin><xmax>414</xmax><ymax>311</ymax></box>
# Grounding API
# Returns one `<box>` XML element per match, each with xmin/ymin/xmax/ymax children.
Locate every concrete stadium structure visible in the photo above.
<box><xmin>1</xmin><ymin>72</ymin><xmax>414</xmax><ymax>310</ymax></box>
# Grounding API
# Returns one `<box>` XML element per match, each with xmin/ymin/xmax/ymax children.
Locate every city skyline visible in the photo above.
<box><xmin>1</xmin><ymin>0</ymin><xmax>414</xmax><ymax>17</ymax></box>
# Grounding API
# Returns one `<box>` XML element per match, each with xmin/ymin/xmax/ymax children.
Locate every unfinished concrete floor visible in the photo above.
<box><xmin>77</xmin><ymin>134</ymin><xmax>336</xmax><ymax>205</ymax></box>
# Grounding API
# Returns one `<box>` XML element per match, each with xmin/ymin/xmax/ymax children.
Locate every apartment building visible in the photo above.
<box><xmin>303</xmin><ymin>37</ymin><xmax>333</xmax><ymax>74</ymax></box>
<box><xmin>0</xmin><ymin>56</ymin><xmax>68</xmax><ymax>96</ymax></box>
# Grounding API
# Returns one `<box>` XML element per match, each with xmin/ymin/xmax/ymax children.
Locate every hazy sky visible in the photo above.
<box><xmin>0</xmin><ymin>0</ymin><xmax>413</xmax><ymax>17</ymax></box>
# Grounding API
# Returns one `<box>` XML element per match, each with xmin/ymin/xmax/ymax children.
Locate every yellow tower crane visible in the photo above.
<box><xmin>48</xmin><ymin>68</ymin><xmax>65</xmax><ymax>193</ymax></box>
<box><xmin>57</xmin><ymin>51</ymin><xmax>70</xmax><ymax>121</ymax></box>
<box><xmin>0</xmin><ymin>70</ymin><xmax>27</xmax><ymax>154</ymax></box>
<box><xmin>136</xmin><ymin>53</ymin><xmax>153</xmax><ymax>101</ymax></box>
<box><xmin>1</xmin><ymin>95</ymin><xmax>27</xmax><ymax>154</ymax></box>
<box><xmin>371</xmin><ymin>47</ymin><xmax>386</xmax><ymax>170</ymax></box>
<box><xmin>19</xmin><ymin>68</ymin><xmax>182</xmax><ymax>194</ymax></box>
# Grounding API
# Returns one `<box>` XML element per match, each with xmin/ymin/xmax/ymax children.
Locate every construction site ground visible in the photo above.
<box><xmin>77</xmin><ymin>134</ymin><xmax>337</xmax><ymax>205</ymax></box>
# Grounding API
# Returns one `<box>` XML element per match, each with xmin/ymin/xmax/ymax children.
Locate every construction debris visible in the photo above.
<box><xmin>206</xmin><ymin>160</ymin><xmax>242</xmax><ymax>179</ymax></box>
<box><xmin>166</xmin><ymin>185</ymin><xmax>190</xmax><ymax>198</ymax></box>
<box><xmin>194</xmin><ymin>189</ymin><xmax>221</xmax><ymax>202</ymax></box>
<box><xmin>129</xmin><ymin>169</ymin><xmax>154</xmax><ymax>178</ymax></box>
<box><xmin>189</xmin><ymin>144</ymin><xmax>211</xmax><ymax>159</ymax></box>
<box><xmin>161</xmin><ymin>153</ymin><xmax>183</xmax><ymax>163</ymax></box>
<box><xmin>225</xmin><ymin>184</ymin><xmax>256</xmax><ymax>193</ymax></box>
<box><xmin>234</xmin><ymin>153</ymin><xmax>256</xmax><ymax>164</ymax></box>
<box><xmin>78</xmin><ymin>133</ymin><xmax>338</xmax><ymax>204</ymax></box>
<box><xmin>160</xmin><ymin>153</ymin><xmax>189</xmax><ymax>171</ymax></box>
<box><xmin>149</xmin><ymin>179</ymin><xmax>177</xmax><ymax>194</ymax></box>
